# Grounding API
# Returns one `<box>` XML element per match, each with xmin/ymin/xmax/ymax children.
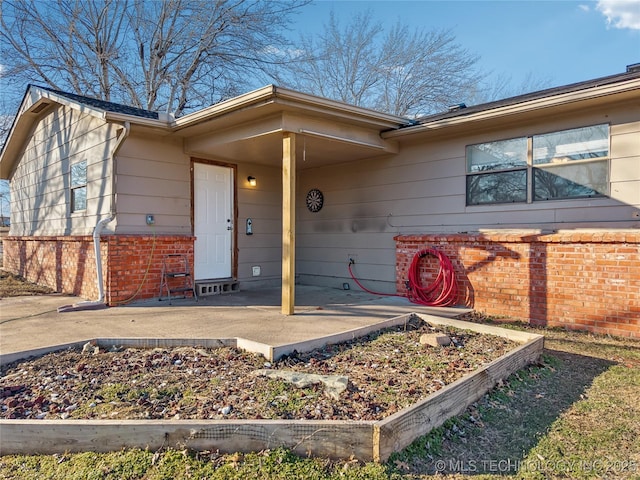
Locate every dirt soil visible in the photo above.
<box><xmin>0</xmin><ymin>317</ymin><xmax>517</xmax><ymax>422</ymax></box>
<box><xmin>0</xmin><ymin>270</ymin><xmax>53</xmax><ymax>297</ymax></box>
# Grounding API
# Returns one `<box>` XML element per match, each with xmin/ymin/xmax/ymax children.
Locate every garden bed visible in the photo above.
<box><xmin>0</xmin><ymin>313</ymin><xmax>544</xmax><ymax>461</ymax></box>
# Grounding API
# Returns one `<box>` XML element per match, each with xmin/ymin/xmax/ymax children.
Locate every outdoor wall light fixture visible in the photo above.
<box><xmin>247</xmin><ymin>176</ymin><xmax>257</xmax><ymax>187</ymax></box>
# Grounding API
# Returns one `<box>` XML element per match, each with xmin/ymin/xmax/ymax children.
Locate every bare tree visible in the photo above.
<box><xmin>275</xmin><ymin>11</ymin><xmax>483</xmax><ymax>117</ymax></box>
<box><xmin>0</xmin><ymin>0</ymin><xmax>309</xmax><ymax>117</ymax></box>
<box><xmin>375</xmin><ymin>23</ymin><xmax>482</xmax><ymax>116</ymax></box>
<box><xmin>468</xmin><ymin>71</ymin><xmax>554</xmax><ymax>105</ymax></box>
<box><xmin>0</xmin><ymin>81</ymin><xmax>14</xmax><ymax>222</ymax></box>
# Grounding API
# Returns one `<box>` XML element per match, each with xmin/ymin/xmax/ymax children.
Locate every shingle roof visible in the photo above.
<box><xmin>37</xmin><ymin>85</ymin><xmax>159</xmax><ymax>120</ymax></box>
<box><xmin>410</xmin><ymin>68</ymin><xmax>640</xmax><ymax>127</ymax></box>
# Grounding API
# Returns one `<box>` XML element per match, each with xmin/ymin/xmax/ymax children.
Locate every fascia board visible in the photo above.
<box><xmin>172</xmin><ymin>85</ymin><xmax>278</xmax><ymax>131</ymax></box>
<box><xmin>272</xmin><ymin>87</ymin><xmax>410</xmax><ymax>128</ymax></box>
<box><xmin>35</xmin><ymin>87</ymin><xmax>111</xmax><ymax>121</ymax></box>
<box><xmin>0</xmin><ymin>88</ymin><xmax>55</xmax><ymax>178</ymax></box>
<box><xmin>103</xmin><ymin>111</ymin><xmax>169</xmax><ymax>128</ymax></box>
<box><xmin>172</xmin><ymin>85</ymin><xmax>410</xmax><ymax>133</ymax></box>
<box><xmin>383</xmin><ymin>77</ymin><xmax>640</xmax><ymax>139</ymax></box>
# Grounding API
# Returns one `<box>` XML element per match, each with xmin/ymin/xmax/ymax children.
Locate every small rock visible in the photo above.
<box><xmin>174</xmin><ymin>360</ymin><xmax>183</xmax><ymax>366</ymax></box>
<box><xmin>263</xmin><ymin>362</ymin><xmax>272</xmax><ymax>369</ymax></box>
<box><xmin>253</xmin><ymin>369</ymin><xmax>348</xmax><ymax>400</ymax></box>
<box><xmin>81</xmin><ymin>342</ymin><xmax>95</xmax><ymax>355</ymax></box>
<box><xmin>419</xmin><ymin>333</ymin><xmax>451</xmax><ymax>347</ymax></box>
<box><xmin>220</xmin><ymin>406</ymin><xmax>232</xmax><ymax>415</ymax></box>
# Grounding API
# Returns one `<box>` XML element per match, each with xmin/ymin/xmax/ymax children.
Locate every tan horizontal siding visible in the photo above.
<box><xmin>117</xmin><ymin>157</ymin><xmax>187</xmax><ymax>181</ymax></box>
<box><xmin>117</xmin><ymin>175</ymin><xmax>190</xmax><ymax>199</ymax></box>
<box><xmin>113</xmin><ymin>135</ymin><xmax>189</xmax><ymax>233</ymax></box>
<box><xmin>296</xmin><ymin>104</ymin><xmax>640</xmax><ymax>287</ymax></box>
<box><xmin>235</xmin><ymin>163</ymin><xmax>283</xmax><ymax>282</ymax></box>
<box><xmin>610</xmin><ymin>156</ymin><xmax>640</xmax><ymax>182</ymax></box>
<box><xmin>611</xmin><ymin>128</ymin><xmax>640</xmax><ymax>159</ymax></box>
<box><xmin>9</xmin><ymin>105</ymin><xmax>116</xmax><ymax>236</ymax></box>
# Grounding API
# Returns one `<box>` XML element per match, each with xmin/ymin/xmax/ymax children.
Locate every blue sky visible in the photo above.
<box><xmin>290</xmin><ymin>0</ymin><xmax>640</xmax><ymax>90</ymax></box>
<box><xmin>0</xmin><ymin>0</ymin><xmax>638</xmax><ymax>216</ymax></box>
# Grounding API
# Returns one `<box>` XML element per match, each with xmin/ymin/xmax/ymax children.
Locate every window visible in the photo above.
<box><xmin>70</xmin><ymin>160</ymin><xmax>87</xmax><ymax>212</ymax></box>
<box><xmin>532</xmin><ymin>125</ymin><xmax>609</xmax><ymax>200</ymax></box>
<box><xmin>466</xmin><ymin>137</ymin><xmax>528</xmax><ymax>204</ymax></box>
<box><xmin>466</xmin><ymin>124</ymin><xmax>609</xmax><ymax>205</ymax></box>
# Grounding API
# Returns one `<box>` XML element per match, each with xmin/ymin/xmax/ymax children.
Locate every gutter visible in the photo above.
<box><xmin>172</xmin><ymin>85</ymin><xmax>410</xmax><ymax>132</ymax></box>
<box><xmin>383</xmin><ymin>75</ymin><xmax>640</xmax><ymax>139</ymax></box>
<box><xmin>58</xmin><ymin>121</ymin><xmax>130</xmax><ymax>312</ymax></box>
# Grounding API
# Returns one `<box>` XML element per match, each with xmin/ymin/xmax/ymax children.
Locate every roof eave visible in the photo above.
<box><xmin>172</xmin><ymin>85</ymin><xmax>278</xmax><ymax>131</ymax></box>
<box><xmin>383</xmin><ymin>75</ymin><xmax>640</xmax><ymax>139</ymax></box>
<box><xmin>0</xmin><ymin>87</ymin><xmax>57</xmax><ymax>178</ymax></box>
<box><xmin>0</xmin><ymin>86</ymin><xmax>171</xmax><ymax>178</ymax></box>
<box><xmin>104</xmin><ymin>111</ymin><xmax>170</xmax><ymax>128</ymax></box>
<box><xmin>172</xmin><ymin>85</ymin><xmax>410</xmax><ymax>132</ymax></box>
<box><xmin>272</xmin><ymin>86</ymin><xmax>410</xmax><ymax>128</ymax></box>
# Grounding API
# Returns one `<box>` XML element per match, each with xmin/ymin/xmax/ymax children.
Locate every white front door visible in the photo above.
<box><xmin>194</xmin><ymin>163</ymin><xmax>233</xmax><ymax>280</ymax></box>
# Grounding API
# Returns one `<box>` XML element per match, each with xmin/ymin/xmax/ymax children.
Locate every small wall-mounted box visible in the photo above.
<box><xmin>252</xmin><ymin>266</ymin><xmax>261</xmax><ymax>276</ymax></box>
<box><xmin>146</xmin><ymin>214</ymin><xmax>155</xmax><ymax>225</ymax></box>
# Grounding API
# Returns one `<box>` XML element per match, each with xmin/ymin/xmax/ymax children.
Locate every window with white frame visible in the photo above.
<box><xmin>466</xmin><ymin>124</ymin><xmax>609</xmax><ymax>205</ymax></box>
<box><xmin>70</xmin><ymin>160</ymin><xmax>87</xmax><ymax>212</ymax></box>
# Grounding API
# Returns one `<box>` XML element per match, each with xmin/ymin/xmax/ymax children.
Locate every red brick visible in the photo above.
<box><xmin>4</xmin><ymin>234</ymin><xmax>195</xmax><ymax>306</ymax></box>
<box><xmin>395</xmin><ymin>231</ymin><xmax>640</xmax><ymax>339</ymax></box>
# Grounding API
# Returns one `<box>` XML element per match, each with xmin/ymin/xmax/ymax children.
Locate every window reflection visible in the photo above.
<box><xmin>534</xmin><ymin>161</ymin><xmax>608</xmax><ymax>200</ymax></box>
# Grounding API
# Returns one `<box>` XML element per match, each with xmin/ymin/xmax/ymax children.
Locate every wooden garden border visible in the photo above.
<box><xmin>0</xmin><ymin>314</ymin><xmax>543</xmax><ymax>461</ymax></box>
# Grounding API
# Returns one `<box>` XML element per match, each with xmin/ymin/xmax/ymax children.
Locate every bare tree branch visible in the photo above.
<box><xmin>0</xmin><ymin>0</ymin><xmax>309</xmax><ymax>116</ymax></box>
<box><xmin>275</xmin><ymin>10</ymin><xmax>484</xmax><ymax>117</ymax></box>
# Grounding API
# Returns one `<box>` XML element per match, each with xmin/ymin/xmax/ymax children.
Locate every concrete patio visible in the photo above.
<box><xmin>0</xmin><ymin>285</ymin><xmax>470</xmax><ymax>358</ymax></box>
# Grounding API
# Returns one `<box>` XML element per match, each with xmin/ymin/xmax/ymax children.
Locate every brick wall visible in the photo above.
<box><xmin>395</xmin><ymin>232</ymin><xmax>640</xmax><ymax>338</ymax></box>
<box><xmin>3</xmin><ymin>236</ymin><xmax>99</xmax><ymax>299</ymax></box>
<box><xmin>3</xmin><ymin>235</ymin><xmax>195</xmax><ymax>305</ymax></box>
<box><xmin>104</xmin><ymin>235</ymin><xmax>195</xmax><ymax>305</ymax></box>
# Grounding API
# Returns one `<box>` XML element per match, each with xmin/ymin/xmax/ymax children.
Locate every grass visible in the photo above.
<box><xmin>1</xmin><ymin>273</ymin><xmax>639</xmax><ymax>479</ymax></box>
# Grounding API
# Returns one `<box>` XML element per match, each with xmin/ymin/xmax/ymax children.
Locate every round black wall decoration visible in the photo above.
<box><xmin>306</xmin><ymin>188</ymin><xmax>324</xmax><ymax>212</ymax></box>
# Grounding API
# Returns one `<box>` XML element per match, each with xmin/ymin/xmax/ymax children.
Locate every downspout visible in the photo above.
<box><xmin>93</xmin><ymin>121</ymin><xmax>130</xmax><ymax>302</ymax></box>
<box><xmin>58</xmin><ymin>121</ymin><xmax>130</xmax><ymax>312</ymax></box>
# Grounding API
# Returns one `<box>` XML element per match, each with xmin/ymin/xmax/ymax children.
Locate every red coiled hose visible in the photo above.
<box><xmin>347</xmin><ymin>247</ymin><xmax>458</xmax><ymax>307</ymax></box>
<box><xmin>406</xmin><ymin>248</ymin><xmax>458</xmax><ymax>307</ymax></box>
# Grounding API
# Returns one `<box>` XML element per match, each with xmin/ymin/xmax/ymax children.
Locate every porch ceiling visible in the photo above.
<box><xmin>171</xmin><ymin>86</ymin><xmax>404</xmax><ymax>168</ymax></box>
<box><xmin>185</xmin><ymin>129</ymin><xmax>396</xmax><ymax>168</ymax></box>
